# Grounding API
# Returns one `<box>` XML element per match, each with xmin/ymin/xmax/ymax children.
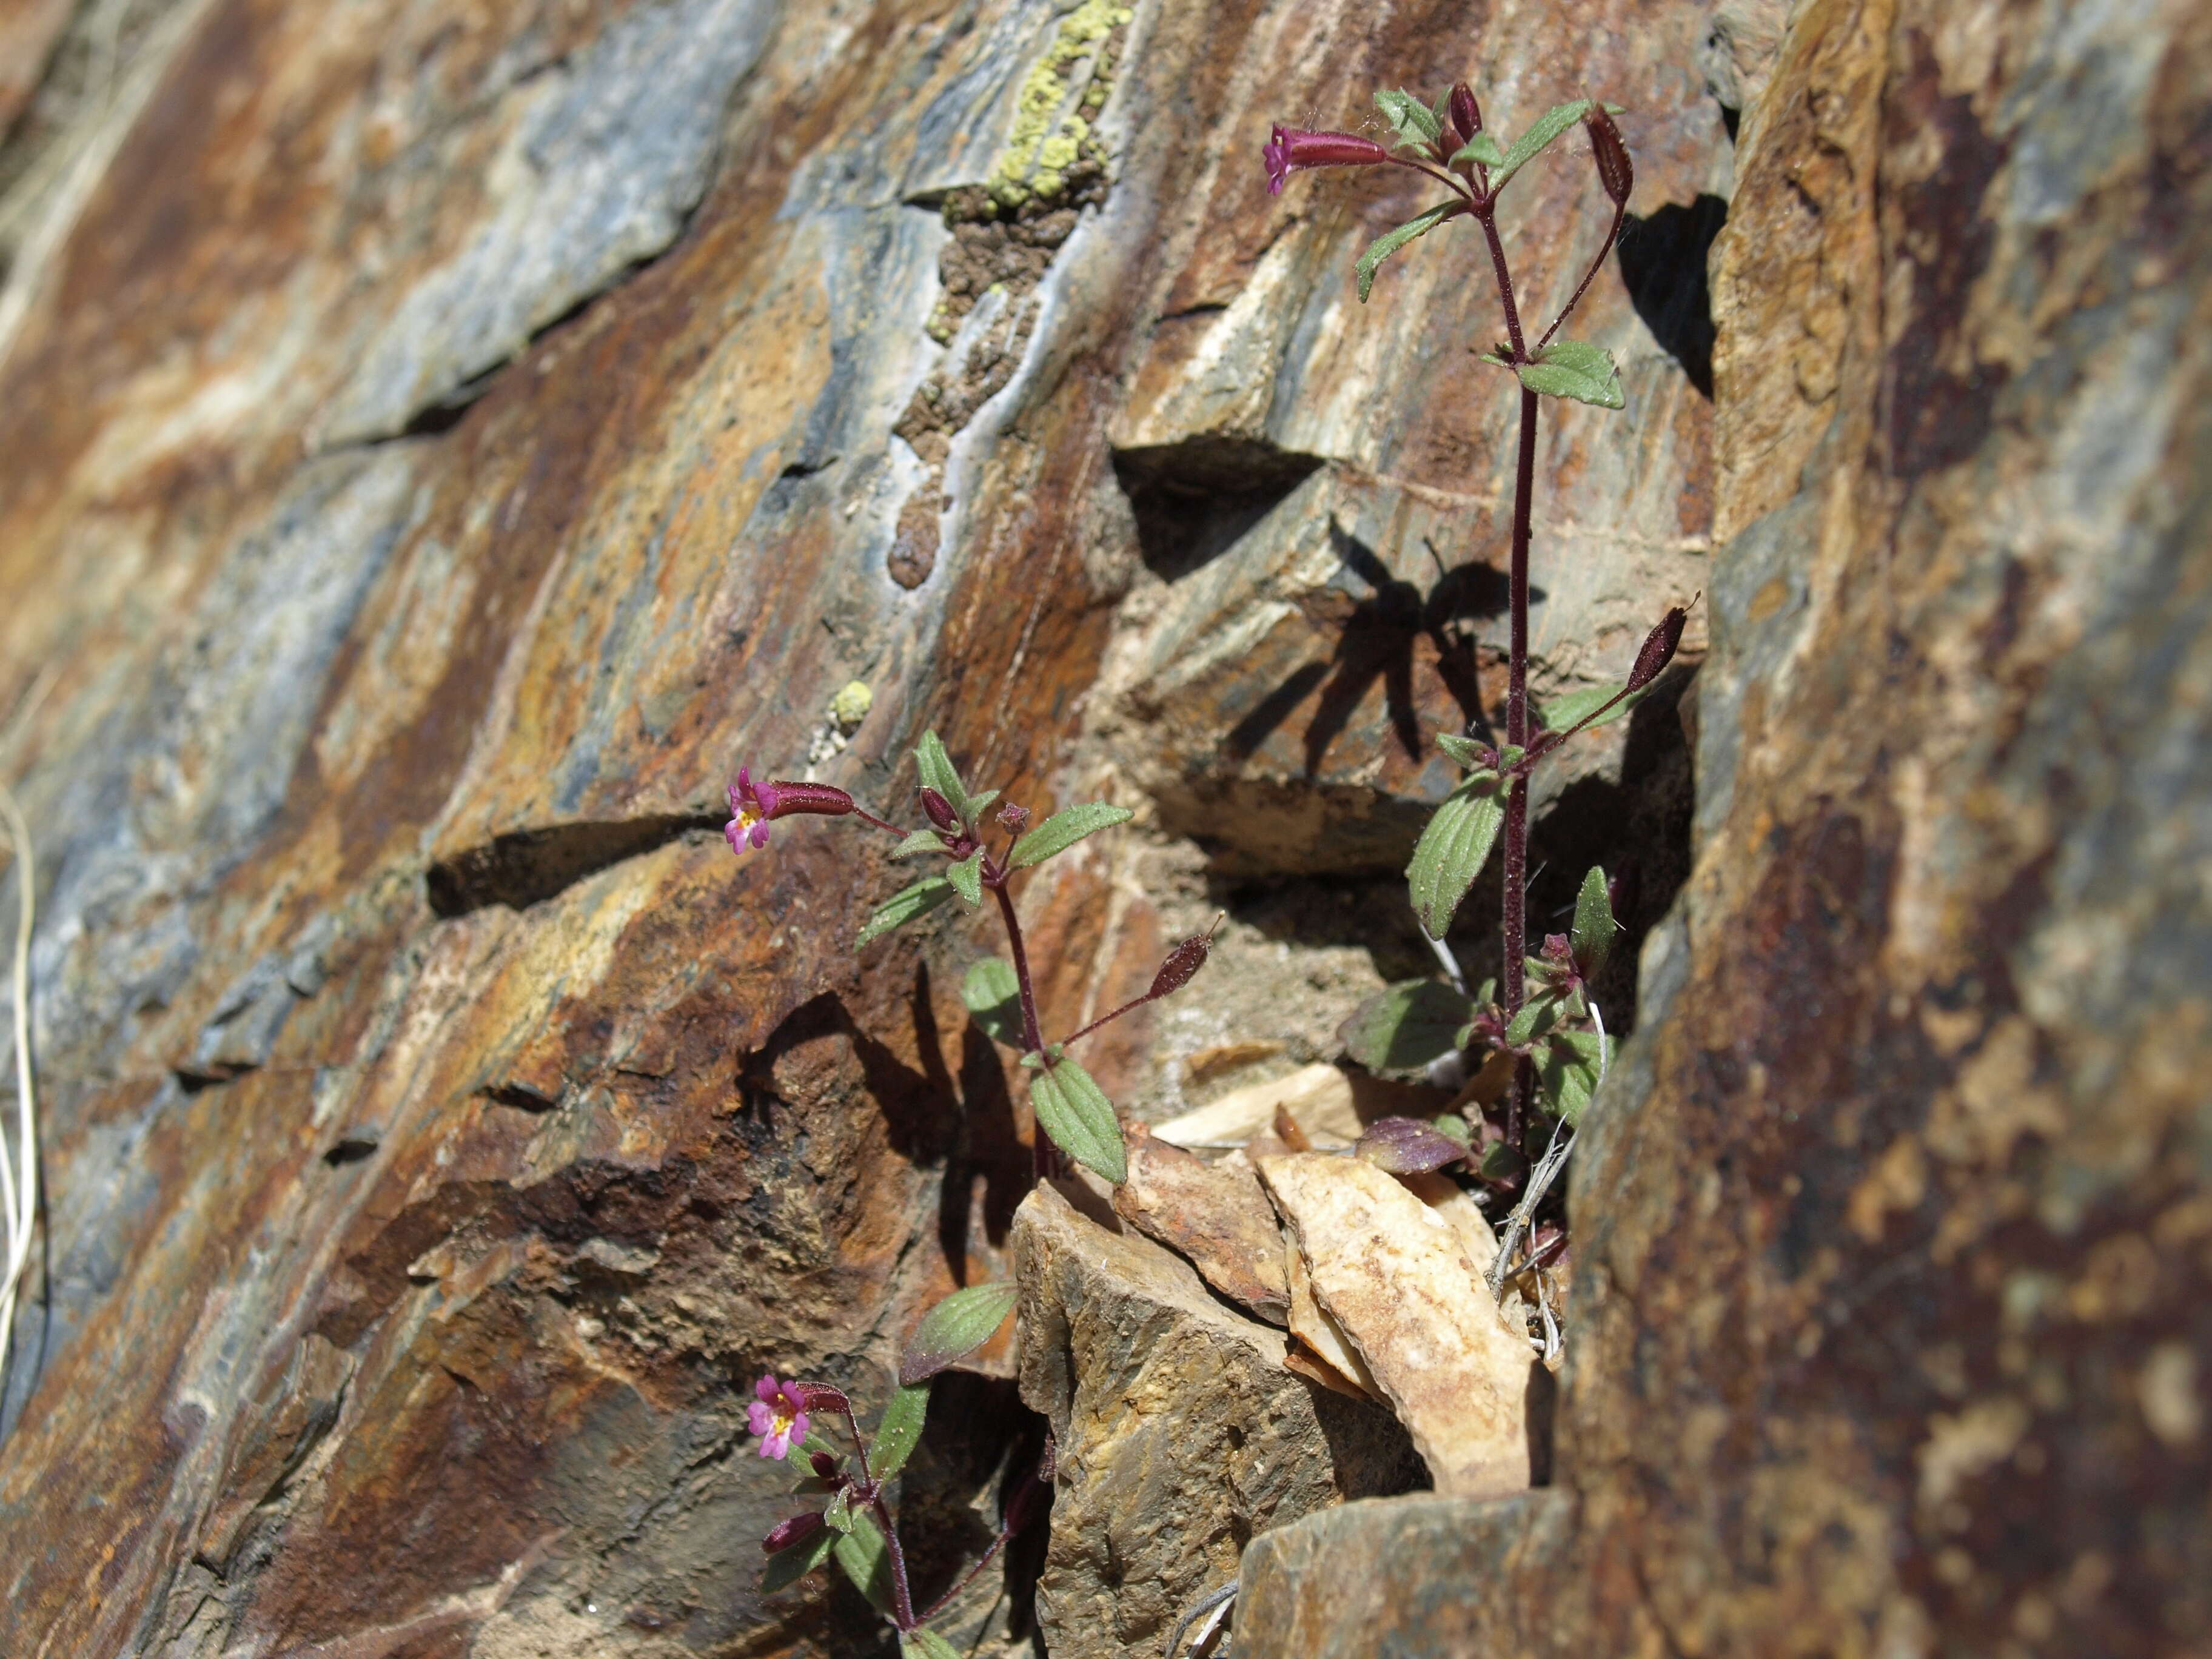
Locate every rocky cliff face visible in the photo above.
<box><xmin>0</xmin><ymin>0</ymin><xmax>2201</xmax><ymax>1655</ymax></box>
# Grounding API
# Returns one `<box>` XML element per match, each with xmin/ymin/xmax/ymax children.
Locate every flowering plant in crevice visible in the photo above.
<box><xmin>726</xmin><ymin>729</ymin><xmax>1215</xmax><ymax>1185</ymax></box>
<box><xmin>1268</xmin><ymin>84</ymin><xmax>1691</xmax><ymax>1296</ymax></box>
<box><xmin>751</xmin><ymin>1284</ymin><xmax>1047</xmax><ymax>1657</ymax></box>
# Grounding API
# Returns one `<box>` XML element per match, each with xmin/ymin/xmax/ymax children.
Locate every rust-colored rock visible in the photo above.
<box><xmin>1112</xmin><ymin>1125</ymin><xmax>1291</xmax><ymax>1323</ymax></box>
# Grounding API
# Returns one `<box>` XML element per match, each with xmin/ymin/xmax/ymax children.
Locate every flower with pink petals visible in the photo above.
<box><xmin>726</xmin><ymin>768</ymin><xmax>857</xmax><ymax>856</ymax></box>
<box><xmin>1263</xmin><ymin>125</ymin><xmax>1389</xmax><ymax>195</ymax></box>
<box><xmin>748</xmin><ymin>1373</ymin><xmax>811</xmax><ymax>1460</ymax></box>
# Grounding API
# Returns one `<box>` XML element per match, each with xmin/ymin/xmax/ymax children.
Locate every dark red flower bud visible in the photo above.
<box><xmin>1263</xmin><ymin>126</ymin><xmax>1390</xmax><ymax>195</ymax></box>
<box><xmin>1586</xmin><ymin>104</ymin><xmax>1633</xmax><ymax>207</ymax></box>
<box><xmin>793</xmin><ymin>1382</ymin><xmax>851</xmax><ymax>1416</ymax></box>
<box><xmin>920</xmin><ymin>787</ymin><xmax>960</xmax><ymax>831</ymax></box>
<box><xmin>997</xmin><ymin>802</ymin><xmax>1031</xmax><ymax>834</ymax></box>
<box><xmin>1147</xmin><ymin>923</ymin><xmax>1219</xmax><ymax>1000</ymax></box>
<box><xmin>1450</xmin><ymin>83</ymin><xmax>1481</xmax><ymax>141</ymax></box>
<box><xmin>809</xmin><ymin>1450</ymin><xmax>840</xmax><ymax>1480</ymax></box>
<box><xmin>1625</xmin><ymin>605</ymin><xmax>1687</xmax><ymax>692</ymax></box>
<box><xmin>762</xmin><ymin>1510</ymin><xmax>827</xmax><ymax>1555</ymax></box>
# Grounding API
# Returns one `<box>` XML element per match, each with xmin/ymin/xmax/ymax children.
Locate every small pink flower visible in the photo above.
<box><xmin>1263</xmin><ymin>125</ymin><xmax>1389</xmax><ymax>195</ymax></box>
<box><xmin>748</xmin><ymin>1373</ymin><xmax>811</xmax><ymax>1460</ymax></box>
<box><xmin>725</xmin><ymin>768</ymin><xmax>857</xmax><ymax>856</ymax></box>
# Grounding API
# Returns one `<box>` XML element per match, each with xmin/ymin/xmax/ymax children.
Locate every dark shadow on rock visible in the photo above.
<box><xmin>898</xmin><ymin>1373</ymin><xmax>1053</xmax><ymax>1651</ymax></box>
<box><xmin>426</xmin><ymin>814</ymin><xmax>724</xmax><ymax>915</ymax></box>
<box><xmin>1304</xmin><ymin>1379</ymin><xmax>1430</xmax><ymax>1500</ymax></box>
<box><xmin>1111</xmin><ymin>437</ymin><xmax>1324</xmax><ymax>581</ymax></box>
<box><xmin>1227</xmin><ymin>518</ymin><xmax>1514</xmax><ymax>774</ymax></box>
<box><xmin>1617</xmin><ymin>195</ymin><xmax>1728</xmax><ymax>398</ymax></box>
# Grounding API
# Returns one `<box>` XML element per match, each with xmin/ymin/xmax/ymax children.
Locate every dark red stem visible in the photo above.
<box><xmin>1501</xmin><ymin>383</ymin><xmax>1540</xmax><ymax>1150</ymax></box>
<box><xmin>1535</xmin><ymin>199</ymin><xmax>1628</xmax><ymax>352</ymax></box>
<box><xmin>870</xmin><ymin>1495</ymin><xmax>919</xmax><ymax>1631</ymax></box>
<box><xmin>1475</xmin><ymin>204</ymin><xmax>1527</xmax><ymax>358</ymax></box>
<box><xmin>854</xmin><ymin>808</ymin><xmax>907</xmax><ymax>836</ymax></box>
<box><xmin>919</xmin><ymin>1526</ymin><xmax>1012</xmax><ymax>1624</ymax></box>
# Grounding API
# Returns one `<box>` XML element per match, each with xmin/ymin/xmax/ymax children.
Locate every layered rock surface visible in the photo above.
<box><xmin>0</xmin><ymin>0</ymin><xmax>2198</xmax><ymax>1656</ymax></box>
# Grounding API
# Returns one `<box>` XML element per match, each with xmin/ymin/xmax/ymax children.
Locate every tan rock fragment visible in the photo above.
<box><xmin>1112</xmin><ymin>1125</ymin><xmax>1291</xmax><ymax>1324</ymax></box>
<box><xmin>1395</xmin><ymin>1170</ymin><xmax>1501</xmax><ymax>1279</ymax></box>
<box><xmin>1259</xmin><ymin>1153</ymin><xmax>1533</xmax><ymax>1498</ymax></box>
<box><xmin>1282</xmin><ymin>1239</ymin><xmax>1380</xmax><ymax>1401</ymax></box>
<box><xmin>1152</xmin><ymin>1062</ymin><xmax>1363</xmax><ymax>1148</ymax></box>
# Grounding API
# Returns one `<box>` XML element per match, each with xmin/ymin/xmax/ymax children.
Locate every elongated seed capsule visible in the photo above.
<box><xmin>1586</xmin><ymin>104</ymin><xmax>1633</xmax><ymax>206</ymax></box>
<box><xmin>1148</xmin><ymin>931</ymin><xmax>1215</xmax><ymax>999</ymax></box>
<box><xmin>1626</xmin><ymin>605</ymin><xmax>1687</xmax><ymax>691</ymax></box>
<box><xmin>1450</xmin><ymin>82</ymin><xmax>1482</xmax><ymax>139</ymax></box>
<box><xmin>920</xmin><ymin>786</ymin><xmax>960</xmax><ymax>831</ymax></box>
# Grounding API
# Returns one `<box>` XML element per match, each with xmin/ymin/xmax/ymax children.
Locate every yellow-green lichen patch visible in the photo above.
<box><xmin>986</xmin><ymin>0</ymin><xmax>1131</xmax><ymax>211</ymax></box>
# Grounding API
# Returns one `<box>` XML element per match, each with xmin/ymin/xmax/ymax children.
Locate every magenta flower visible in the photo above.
<box><xmin>1263</xmin><ymin>125</ymin><xmax>1389</xmax><ymax>195</ymax></box>
<box><xmin>725</xmin><ymin>768</ymin><xmax>856</xmax><ymax>855</ymax></box>
<box><xmin>749</xmin><ymin>1373</ymin><xmax>811</xmax><ymax>1459</ymax></box>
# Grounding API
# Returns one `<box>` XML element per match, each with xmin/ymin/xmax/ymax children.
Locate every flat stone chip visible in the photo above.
<box><xmin>1112</xmin><ymin>1127</ymin><xmax>1292</xmax><ymax>1324</ymax></box>
<box><xmin>1259</xmin><ymin>1152</ymin><xmax>1533</xmax><ymax>1498</ymax></box>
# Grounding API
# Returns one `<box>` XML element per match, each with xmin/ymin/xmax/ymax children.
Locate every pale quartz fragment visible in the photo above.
<box><xmin>1151</xmin><ymin>1063</ymin><xmax>1363</xmax><ymax>1148</ymax></box>
<box><xmin>1282</xmin><ymin>1238</ymin><xmax>1381</xmax><ymax>1400</ymax></box>
<box><xmin>1259</xmin><ymin>1153</ymin><xmax>1533</xmax><ymax>1498</ymax></box>
<box><xmin>1394</xmin><ymin>1170</ymin><xmax>1501</xmax><ymax>1278</ymax></box>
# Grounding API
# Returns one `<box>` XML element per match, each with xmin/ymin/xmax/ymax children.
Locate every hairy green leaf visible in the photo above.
<box><xmin>1495</xmin><ymin>98</ymin><xmax>1594</xmax><ymax>189</ymax></box>
<box><xmin>1356</xmin><ymin>202</ymin><xmax>1459</xmax><ymax>303</ymax></box>
<box><xmin>1572</xmin><ymin>866</ymin><xmax>1615</xmax><ymax>980</ymax></box>
<box><xmin>947</xmin><ymin>850</ymin><xmax>984</xmax><ymax>907</ymax></box>
<box><xmin>834</xmin><ymin>1507</ymin><xmax>897</xmax><ymax>1616</ymax></box>
<box><xmin>889</xmin><ymin>828</ymin><xmax>948</xmax><ymax>860</ymax></box>
<box><xmin>903</xmin><ymin>1633</ymin><xmax>964</xmax><ymax>1659</ymax></box>
<box><xmin>1449</xmin><ymin>132</ymin><xmax>1506</xmax><ymax>169</ymax></box>
<box><xmin>1343</xmin><ymin>979</ymin><xmax>1478</xmax><ymax>1074</ymax></box>
<box><xmin>902</xmin><ymin>1282</ymin><xmax>1020</xmax><ymax>1386</ymax></box>
<box><xmin>1406</xmin><ymin>770</ymin><xmax>1506</xmax><ymax>939</ymax></box>
<box><xmin>856</xmin><ymin>876</ymin><xmax>954</xmax><ymax>947</ymax></box>
<box><xmin>867</xmin><ymin>1382</ymin><xmax>931</xmax><ymax>1482</ymax></box>
<box><xmin>762</xmin><ymin>1523</ymin><xmax>837</xmax><ymax>1593</ymax></box>
<box><xmin>962</xmin><ymin>957</ymin><xmax>1024</xmax><ymax>1048</ymax></box>
<box><xmin>1538</xmin><ymin>680</ymin><xmax>1646</xmax><ymax>737</ymax></box>
<box><xmin>1375</xmin><ymin>87</ymin><xmax>1442</xmax><ymax>148</ymax></box>
<box><xmin>1030</xmin><ymin>1053</ymin><xmax>1127</xmax><ymax>1184</ymax></box>
<box><xmin>822</xmin><ymin>1487</ymin><xmax>854</xmax><ymax>1533</ymax></box>
<box><xmin>1436</xmin><ymin>731</ymin><xmax>1490</xmax><ymax>768</ymax></box>
<box><xmin>1008</xmin><ymin>802</ymin><xmax>1133</xmax><ymax>870</ymax></box>
<box><xmin>1517</xmin><ymin>338</ymin><xmax>1624</xmax><ymax>409</ymax></box>
<box><xmin>1539</xmin><ymin>1028</ymin><xmax>1609</xmax><ymax>1124</ymax></box>
<box><xmin>1504</xmin><ymin>987</ymin><xmax>1565</xmax><ymax>1048</ymax></box>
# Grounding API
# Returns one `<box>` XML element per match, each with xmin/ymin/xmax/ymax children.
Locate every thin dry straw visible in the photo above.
<box><xmin>0</xmin><ymin>782</ymin><xmax>35</xmax><ymax>1390</ymax></box>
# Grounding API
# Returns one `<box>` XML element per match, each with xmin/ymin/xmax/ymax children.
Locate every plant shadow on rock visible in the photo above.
<box><xmin>1111</xmin><ymin>437</ymin><xmax>1323</xmax><ymax>581</ymax></box>
<box><xmin>736</xmin><ymin>964</ymin><xmax>1031</xmax><ymax>1288</ymax></box>
<box><xmin>1616</xmin><ymin>195</ymin><xmax>1728</xmax><ymax>399</ymax></box>
<box><xmin>1225</xmin><ymin>519</ymin><xmax>1511</xmax><ymax>776</ymax></box>
<box><xmin>896</xmin><ymin>1372</ymin><xmax>1054</xmax><ymax>1652</ymax></box>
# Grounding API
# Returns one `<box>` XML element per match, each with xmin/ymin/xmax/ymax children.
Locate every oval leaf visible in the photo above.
<box><xmin>1538</xmin><ymin>679</ymin><xmax>1644</xmax><ymax>735</ymax></box>
<box><xmin>1517</xmin><ymin>338</ymin><xmax>1624</xmax><ymax>409</ymax></box>
<box><xmin>1342</xmin><ymin>979</ymin><xmax>1477</xmax><ymax>1074</ymax></box>
<box><xmin>1406</xmin><ymin>771</ymin><xmax>1505</xmax><ymax>939</ymax></box>
<box><xmin>1436</xmin><ymin>732</ymin><xmax>1491</xmax><ymax>769</ymax></box>
<box><xmin>1449</xmin><ymin>132</ymin><xmax>1506</xmax><ymax>169</ymax></box>
<box><xmin>1539</xmin><ymin>1028</ymin><xmax>1609</xmax><ymax>1124</ymax></box>
<box><xmin>902</xmin><ymin>1282</ymin><xmax>1019</xmax><ymax>1386</ymax></box>
<box><xmin>856</xmin><ymin>876</ymin><xmax>954</xmax><ymax>947</ymax></box>
<box><xmin>1374</xmin><ymin>87</ymin><xmax>1442</xmax><ymax>147</ymax></box>
<box><xmin>867</xmin><ymin>1381</ymin><xmax>931</xmax><ymax>1482</ymax></box>
<box><xmin>1495</xmin><ymin>98</ymin><xmax>1593</xmax><ymax>190</ymax></box>
<box><xmin>1571</xmin><ymin>865</ymin><xmax>1615</xmax><ymax>980</ymax></box>
<box><xmin>1356</xmin><ymin>1115</ymin><xmax>1469</xmax><ymax>1174</ymax></box>
<box><xmin>1030</xmin><ymin>1053</ymin><xmax>1127</xmax><ymax>1184</ymax></box>
<box><xmin>762</xmin><ymin>1521</ymin><xmax>838</xmax><ymax>1593</ymax></box>
<box><xmin>914</xmin><ymin>729</ymin><xmax>973</xmax><ymax>822</ymax></box>
<box><xmin>947</xmin><ymin>850</ymin><xmax>984</xmax><ymax>907</ymax></box>
<box><xmin>904</xmin><ymin>1633</ymin><xmax>965</xmax><ymax>1659</ymax></box>
<box><xmin>1356</xmin><ymin>202</ymin><xmax>1460</xmax><ymax>303</ymax></box>
<box><xmin>1008</xmin><ymin>802</ymin><xmax>1132</xmax><ymax>870</ymax></box>
<box><xmin>889</xmin><ymin>828</ymin><xmax>947</xmax><ymax>860</ymax></box>
<box><xmin>833</xmin><ymin>1506</ymin><xmax>896</xmax><ymax>1615</ymax></box>
<box><xmin>962</xmin><ymin>957</ymin><xmax>1025</xmax><ymax>1048</ymax></box>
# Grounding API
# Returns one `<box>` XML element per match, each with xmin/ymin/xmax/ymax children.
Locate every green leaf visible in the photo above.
<box><xmin>1572</xmin><ymin>866</ymin><xmax>1615</xmax><ymax>980</ymax></box>
<box><xmin>1030</xmin><ymin>1053</ymin><xmax>1127</xmax><ymax>1184</ymax></box>
<box><xmin>965</xmin><ymin>788</ymin><xmax>1001</xmax><ymax>822</ymax></box>
<box><xmin>834</xmin><ymin>1506</ymin><xmax>897</xmax><ymax>1616</ymax></box>
<box><xmin>856</xmin><ymin>876</ymin><xmax>954</xmax><ymax>947</ymax></box>
<box><xmin>1495</xmin><ymin>98</ymin><xmax>1593</xmax><ymax>190</ymax></box>
<box><xmin>947</xmin><ymin>850</ymin><xmax>984</xmax><ymax>907</ymax></box>
<box><xmin>1375</xmin><ymin>88</ymin><xmax>1442</xmax><ymax>148</ymax></box>
<box><xmin>902</xmin><ymin>1282</ymin><xmax>1020</xmax><ymax>1385</ymax></box>
<box><xmin>1432</xmin><ymin>1112</ymin><xmax>1473</xmax><ymax>1147</ymax></box>
<box><xmin>889</xmin><ymin>828</ymin><xmax>947</xmax><ymax>860</ymax></box>
<box><xmin>1537</xmin><ymin>680</ymin><xmax>1643</xmax><ymax>735</ymax></box>
<box><xmin>1517</xmin><ymin>339</ymin><xmax>1624</xmax><ymax>409</ymax></box>
<box><xmin>903</xmin><ymin>1632</ymin><xmax>964</xmax><ymax>1659</ymax></box>
<box><xmin>867</xmin><ymin>1382</ymin><xmax>931</xmax><ymax>1482</ymax></box>
<box><xmin>962</xmin><ymin>957</ymin><xmax>1025</xmax><ymax>1048</ymax></box>
<box><xmin>1008</xmin><ymin>802</ymin><xmax>1133</xmax><ymax>870</ymax></box>
<box><xmin>1504</xmin><ymin>987</ymin><xmax>1564</xmax><ymax>1048</ymax></box>
<box><xmin>1355</xmin><ymin>203</ymin><xmax>1459</xmax><ymax>303</ymax></box>
<box><xmin>1538</xmin><ymin>1028</ymin><xmax>1609</xmax><ymax>1124</ymax></box>
<box><xmin>1342</xmin><ymin>979</ymin><xmax>1477</xmax><ymax>1074</ymax></box>
<box><xmin>762</xmin><ymin>1523</ymin><xmax>837</xmax><ymax>1593</ymax></box>
<box><xmin>1406</xmin><ymin>770</ymin><xmax>1506</xmax><ymax>939</ymax></box>
<box><xmin>914</xmin><ymin>729</ymin><xmax>973</xmax><ymax>822</ymax></box>
<box><xmin>1449</xmin><ymin>132</ymin><xmax>1506</xmax><ymax>169</ymax></box>
<box><xmin>822</xmin><ymin>1487</ymin><xmax>854</xmax><ymax>1533</ymax></box>
<box><xmin>1436</xmin><ymin>732</ymin><xmax>1490</xmax><ymax>768</ymax></box>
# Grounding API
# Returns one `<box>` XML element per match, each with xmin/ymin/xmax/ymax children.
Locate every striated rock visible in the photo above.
<box><xmin>1259</xmin><ymin>1153</ymin><xmax>1532</xmax><ymax>1498</ymax></box>
<box><xmin>1013</xmin><ymin>1181</ymin><xmax>1419</xmax><ymax>1659</ymax></box>
<box><xmin>1112</xmin><ymin>1125</ymin><xmax>1291</xmax><ymax>1324</ymax></box>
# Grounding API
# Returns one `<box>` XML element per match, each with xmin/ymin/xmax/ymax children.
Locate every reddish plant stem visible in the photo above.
<box><xmin>987</xmin><ymin>863</ymin><xmax>1059</xmax><ymax>1181</ymax></box>
<box><xmin>1475</xmin><ymin>204</ymin><xmax>1527</xmax><ymax>358</ymax></box>
<box><xmin>919</xmin><ymin>1525</ymin><xmax>1013</xmax><ymax>1623</ymax></box>
<box><xmin>1535</xmin><ymin>199</ymin><xmax>1628</xmax><ymax>353</ymax></box>
<box><xmin>869</xmin><ymin>1495</ymin><xmax>919</xmax><ymax>1631</ymax></box>
<box><xmin>1501</xmin><ymin>381</ymin><xmax>1540</xmax><ymax>1150</ymax></box>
